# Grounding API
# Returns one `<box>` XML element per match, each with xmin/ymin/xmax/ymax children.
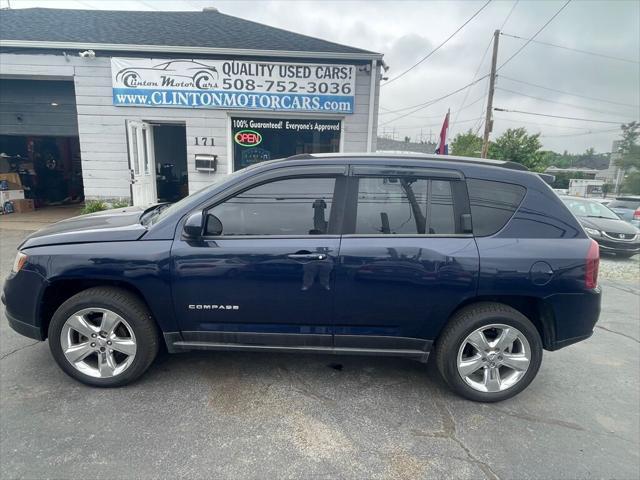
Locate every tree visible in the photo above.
<box><xmin>488</xmin><ymin>128</ymin><xmax>543</xmax><ymax>170</ymax></box>
<box><xmin>616</xmin><ymin>121</ymin><xmax>640</xmax><ymax>172</ymax></box>
<box><xmin>621</xmin><ymin>171</ymin><xmax>640</xmax><ymax>194</ymax></box>
<box><xmin>450</xmin><ymin>130</ymin><xmax>483</xmax><ymax>157</ymax></box>
<box><xmin>403</xmin><ymin>136</ymin><xmax>411</xmax><ymax>143</ymax></box>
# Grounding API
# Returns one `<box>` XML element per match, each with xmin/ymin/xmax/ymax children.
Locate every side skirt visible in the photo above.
<box><xmin>163</xmin><ymin>331</ymin><xmax>432</xmax><ymax>362</ymax></box>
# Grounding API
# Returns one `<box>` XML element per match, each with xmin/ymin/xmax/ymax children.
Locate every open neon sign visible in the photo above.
<box><xmin>234</xmin><ymin>130</ymin><xmax>262</xmax><ymax>147</ymax></box>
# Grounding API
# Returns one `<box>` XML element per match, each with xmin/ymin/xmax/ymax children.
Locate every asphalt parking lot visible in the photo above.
<box><xmin>1</xmin><ymin>226</ymin><xmax>638</xmax><ymax>479</ymax></box>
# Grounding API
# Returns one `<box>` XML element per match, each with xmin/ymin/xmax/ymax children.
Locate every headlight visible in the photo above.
<box><xmin>584</xmin><ymin>227</ymin><xmax>601</xmax><ymax>237</ymax></box>
<box><xmin>12</xmin><ymin>252</ymin><xmax>28</xmax><ymax>273</ymax></box>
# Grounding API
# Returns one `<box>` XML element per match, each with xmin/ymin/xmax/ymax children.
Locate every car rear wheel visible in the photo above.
<box><xmin>48</xmin><ymin>287</ymin><xmax>159</xmax><ymax>387</ymax></box>
<box><xmin>435</xmin><ymin>302</ymin><xmax>543</xmax><ymax>402</ymax></box>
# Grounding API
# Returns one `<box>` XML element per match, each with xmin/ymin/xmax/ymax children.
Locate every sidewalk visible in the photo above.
<box><xmin>0</xmin><ymin>205</ymin><xmax>83</xmax><ymax>231</ymax></box>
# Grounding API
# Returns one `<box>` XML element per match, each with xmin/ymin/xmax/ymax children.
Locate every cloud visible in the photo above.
<box><xmin>4</xmin><ymin>0</ymin><xmax>638</xmax><ymax>153</ymax></box>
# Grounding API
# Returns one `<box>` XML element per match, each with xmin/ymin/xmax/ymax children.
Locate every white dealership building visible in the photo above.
<box><xmin>0</xmin><ymin>7</ymin><xmax>383</xmax><ymax>206</ymax></box>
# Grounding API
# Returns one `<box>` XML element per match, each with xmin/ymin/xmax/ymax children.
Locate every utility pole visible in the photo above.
<box><xmin>482</xmin><ymin>29</ymin><xmax>500</xmax><ymax>158</ymax></box>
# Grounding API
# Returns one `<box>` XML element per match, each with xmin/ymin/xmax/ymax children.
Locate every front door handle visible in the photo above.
<box><xmin>287</xmin><ymin>253</ymin><xmax>327</xmax><ymax>261</ymax></box>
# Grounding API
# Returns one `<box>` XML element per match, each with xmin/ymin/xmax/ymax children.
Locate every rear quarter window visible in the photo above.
<box><xmin>467</xmin><ymin>179</ymin><xmax>526</xmax><ymax>236</ymax></box>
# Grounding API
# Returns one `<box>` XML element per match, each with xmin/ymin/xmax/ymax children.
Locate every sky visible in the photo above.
<box><xmin>1</xmin><ymin>0</ymin><xmax>639</xmax><ymax>154</ymax></box>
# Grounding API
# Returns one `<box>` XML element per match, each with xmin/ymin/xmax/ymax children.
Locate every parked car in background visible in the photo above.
<box><xmin>3</xmin><ymin>154</ymin><xmax>602</xmax><ymax>402</ymax></box>
<box><xmin>607</xmin><ymin>196</ymin><xmax>640</xmax><ymax>227</ymax></box>
<box><xmin>562</xmin><ymin>196</ymin><xmax>640</xmax><ymax>258</ymax></box>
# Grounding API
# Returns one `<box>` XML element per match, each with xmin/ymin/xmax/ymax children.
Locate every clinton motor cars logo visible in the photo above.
<box><xmin>111</xmin><ymin>58</ymin><xmax>356</xmax><ymax>113</ymax></box>
<box><xmin>234</xmin><ymin>130</ymin><xmax>262</xmax><ymax>147</ymax></box>
<box><xmin>115</xmin><ymin>60</ymin><xmax>220</xmax><ymax>90</ymax></box>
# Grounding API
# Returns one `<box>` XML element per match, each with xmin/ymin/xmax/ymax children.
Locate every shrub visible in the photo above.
<box><xmin>110</xmin><ymin>199</ymin><xmax>130</xmax><ymax>209</ymax></box>
<box><xmin>80</xmin><ymin>200</ymin><xmax>108</xmax><ymax>214</ymax></box>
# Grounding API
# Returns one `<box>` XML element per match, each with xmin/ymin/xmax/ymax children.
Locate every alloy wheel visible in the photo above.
<box><xmin>456</xmin><ymin>323</ymin><xmax>531</xmax><ymax>393</ymax></box>
<box><xmin>60</xmin><ymin>308</ymin><xmax>137</xmax><ymax>378</ymax></box>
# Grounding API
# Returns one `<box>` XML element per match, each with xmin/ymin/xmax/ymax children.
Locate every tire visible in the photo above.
<box><xmin>48</xmin><ymin>287</ymin><xmax>159</xmax><ymax>387</ymax></box>
<box><xmin>435</xmin><ymin>302</ymin><xmax>543</xmax><ymax>402</ymax></box>
<box><xmin>616</xmin><ymin>252</ymin><xmax>637</xmax><ymax>259</ymax></box>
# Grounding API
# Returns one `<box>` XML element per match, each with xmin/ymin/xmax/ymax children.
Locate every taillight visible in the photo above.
<box><xmin>633</xmin><ymin>208</ymin><xmax>640</xmax><ymax>220</ymax></box>
<box><xmin>585</xmin><ymin>239</ymin><xmax>599</xmax><ymax>289</ymax></box>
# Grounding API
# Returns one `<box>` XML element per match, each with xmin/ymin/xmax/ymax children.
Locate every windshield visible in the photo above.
<box><xmin>562</xmin><ymin>198</ymin><xmax>620</xmax><ymax>220</ymax></box>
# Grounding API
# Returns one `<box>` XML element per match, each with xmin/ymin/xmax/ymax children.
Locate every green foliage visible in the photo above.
<box><xmin>552</xmin><ymin>171</ymin><xmax>587</xmax><ymax>189</ymax></box>
<box><xmin>450</xmin><ymin>130</ymin><xmax>483</xmax><ymax>157</ymax></box>
<box><xmin>488</xmin><ymin>128</ymin><xmax>543</xmax><ymax>171</ymax></box>
<box><xmin>111</xmin><ymin>200</ymin><xmax>130</xmax><ymax>209</ymax></box>
<box><xmin>616</xmin><ymin>122</ymin><xmax>640</xmax><ymax>172</ymax></box>
<box><xmin>621</xmin><ymin>171</ymin><xmax>640</xmax><ymax>195</ymax></box>
<box><xmin>81</xmin><ymin>200</ymin><xmax>108</xmax><ymax>214</ymax></box>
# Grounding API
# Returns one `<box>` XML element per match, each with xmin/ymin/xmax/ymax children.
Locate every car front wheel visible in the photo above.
<box><xmin>435</xmin><ymin>302</ymin><xmax>543</xmax><ymax>402</ymax></box>
<box><xmin>48</xmin><ymin>287</ymin><xmax>159</xmax><ymax>387</ymax></box>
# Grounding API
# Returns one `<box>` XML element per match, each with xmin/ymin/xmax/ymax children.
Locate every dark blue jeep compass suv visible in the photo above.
<box><xmin>2</xmin><ymin>154</ymin><xmax>601</xmax><ymax>402</ymax></box>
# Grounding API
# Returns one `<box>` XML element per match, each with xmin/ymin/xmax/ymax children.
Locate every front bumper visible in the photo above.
<box><xmin>594</xmin><ymin>237</ymin><xmax>640</xmax><ymax>255</ymax></box>
<box><xmin>2</xmin><ymin>269</ymin><xmax>48</xmax><ymax>341</ymax></box>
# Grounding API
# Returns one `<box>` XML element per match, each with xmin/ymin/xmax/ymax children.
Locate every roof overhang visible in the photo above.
<box><xmin>0</xmin><ymin>39</ymin><xmax>384</xmax><ymax>61</ymax></box>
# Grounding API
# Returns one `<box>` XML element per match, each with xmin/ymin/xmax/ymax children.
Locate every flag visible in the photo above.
<box><xmin>435</xmin><ymin>109</ymin><xmax>450</xmax><ymax>155</ymax></box>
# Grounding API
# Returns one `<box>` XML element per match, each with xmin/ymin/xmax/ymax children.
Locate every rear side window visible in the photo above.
<box><xmin>354</xmin><ymin>176</ymin><xmax>456</xmax><ymax>234</ymax></box>
<box><xmin>467</xmin><ymin>179</ymin><xmax>526</xmax><ymax>236</ymax></box>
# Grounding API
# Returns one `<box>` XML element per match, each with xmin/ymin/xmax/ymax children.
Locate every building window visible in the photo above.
<box><xmin>231</xmin><ymin>117</ymin><xmax>341</xmax><ymax>171</ymax></box>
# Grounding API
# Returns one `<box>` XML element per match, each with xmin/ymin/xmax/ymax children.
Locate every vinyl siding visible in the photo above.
<box><xmin>0</xmin><ymin>52</ymin><xmax>378</xmax><ymax>201</ymax></box>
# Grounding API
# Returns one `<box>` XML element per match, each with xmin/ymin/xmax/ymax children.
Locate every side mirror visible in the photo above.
<box><xmin>461</xmin><ymin>213</ymin><xmax>473</xmax><ymax>234</ymax></box>
<box><xmin>206</xmin><ymin>214</ymin><xmax>223</xmax><ymax>236</ymax></box>
<box><xmin>183</xmin><ymin>212</ymin><xmax>204</xmax><ymax>239</ymax></box>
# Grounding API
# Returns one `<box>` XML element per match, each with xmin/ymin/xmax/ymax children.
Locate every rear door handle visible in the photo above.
<box><xmin>287</xmin><ymin>253</ymin><xmax>327</xmax><ymax>261</ymax></box>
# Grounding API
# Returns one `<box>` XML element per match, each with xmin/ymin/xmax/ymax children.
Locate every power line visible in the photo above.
<box><xmin>500</xmin><ymin>32</ymin><xmax>639</xmax><ymax>64</ymax></box>
<box><xmin>540</xmin><ymin>128</ymin><xmax>620</xmax><ymax>138</ymax></box>
<box><xmin>380</xmin><ymin>95</ymin><xmax>485</xmax><ymax>119</ymax></box>
<box><xmin>379</xmin><ymin>75</ymin><xmax>490</xmax><ymax>126</ymax></box>
<box><xmin>494</xmin><ymin>107</ymin><xmax>631</xmax><ymax>124</ymax></box>
<box><xmin>452</xmin><ymin>0</ymin><xmax>519</xmax><ymax>137</ymax></box>
<box><xmin>500</xmin><ymin>0</ymin><xmax>519</xmax><ymax>30</ymax></box>
<box><xmin>380</xmin><ymin>94</ymin><xmax>486</xmax><ymax>120</ymax></box>
<box><xmin>382</xmin><ymin>0</ymin><xmax>492</xmax><ymax>87</ymax></box>
<box><xmin>451</xmin><ymin>34</ymin><xmax>493</xmax><ymax>134</ymax></box>
<box><xmin>497</xmin><ymin>0</ymin><xmax>572</xmax><ymax>71</ymax></box>
<box><xmin>495</xmin><ymin>117</ymin><xmax>595</xmax><ymax>131</ymax></box>
<box><xmin>473</xmin><ymin>77</ymin><xmax>491</xmax><ymax>134</ymax></box>
<box><xmin>496</xmin><ymin>87</ymin><xmax>637</xmax><ymax>118</ymax></box>
<box><xmin>498</xmin><ymin>75</ymin><xmax>640</xmax><ymax>109</ymax></box>
<box><xmin>388</xmin><ymin>117</ymin><xmax>484</xmax><ymax>131</ymax></box>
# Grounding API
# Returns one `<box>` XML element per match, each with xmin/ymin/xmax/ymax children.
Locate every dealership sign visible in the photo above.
<box><xmin>111</xmin><ymin>58</ymin><xmax>356</xmax><ymax>113</ymax></box>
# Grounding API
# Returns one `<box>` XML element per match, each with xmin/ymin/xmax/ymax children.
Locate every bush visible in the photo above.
<box><xmin>110</xmin><ymin>200</ymin><xmax>130</xmax><ymax>209</ymax></box>
<box><xmin>81</xmin><ymin>200</ymin><xmax>108</xmax><ymax>214</ymax></box>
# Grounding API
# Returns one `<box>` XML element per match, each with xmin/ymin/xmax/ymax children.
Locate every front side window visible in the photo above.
<box><xmin>354</xmin><ymin>176</ymin><xmax>456</xmax><ymax>235</ymax></box>
<box><xmin>207</xmin><ymin>177</ymin><xmax>335</xmax><ymax>236</ymax></box>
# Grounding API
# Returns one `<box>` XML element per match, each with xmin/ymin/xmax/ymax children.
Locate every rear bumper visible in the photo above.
<box><xmin>544</xmin><ymin>287</ymin><xmax>601</xmax><ymax>351</ymax></box>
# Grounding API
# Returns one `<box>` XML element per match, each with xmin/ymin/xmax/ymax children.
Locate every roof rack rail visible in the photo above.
<box><xmin>284</xmin><ymin>152</ymin><xmax>531</xmax><ymax>172</ymax></box>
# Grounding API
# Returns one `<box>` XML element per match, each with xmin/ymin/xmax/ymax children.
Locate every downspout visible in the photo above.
<box><xmin>366</xmin><ymin>59</ymin><xmax>377</xmax><ymax>152</ymax></box>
